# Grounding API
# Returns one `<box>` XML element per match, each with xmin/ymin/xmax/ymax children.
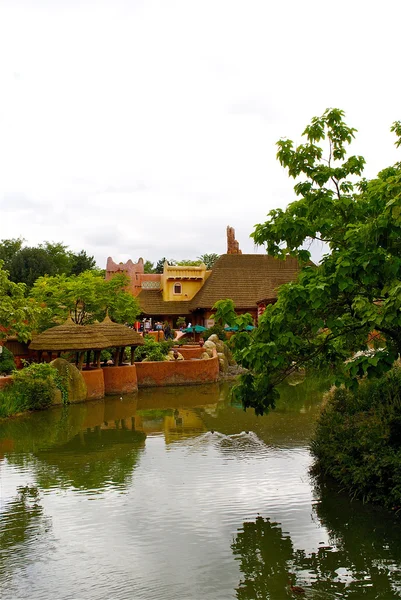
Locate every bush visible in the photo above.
<box><xmin>0</xmin><ymin>346</ymin><xmax>16</xmax><ymax>375</ymax></box>
<box><xmin>202</xmin><ymin>325</ymin><xmax>227</xmax><ymax>341</ymax></box>
<box><xmin>311</xmin><ymin>366</ymin><xmax>401</xmax><ymax>509</ymax></box>
<box><xmin>0</xmin><ymin>362</ymin><xmax>66</xmax><ymax>418</ymax></box>
<box><xmin>134</xmin><ymin>337</ymin><xmax>171</xmax><ymax>362</ymax></box>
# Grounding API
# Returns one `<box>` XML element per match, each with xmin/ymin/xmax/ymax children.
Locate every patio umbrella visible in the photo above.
<box><xmin>182</xmin><ymin>325</ymin><xmax>208</xmax><ymax>333</ymax></box>
<box><xmin>224</xmin><ymin>325</ymin><xmax>255</xmax><ymax>332</ymax></box>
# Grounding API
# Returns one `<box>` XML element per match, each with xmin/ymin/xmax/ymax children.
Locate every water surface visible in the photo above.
<box><xmin>1</xmin><ymin>379</ymin><xmax>401</xmax><ymax>599</ymax></box>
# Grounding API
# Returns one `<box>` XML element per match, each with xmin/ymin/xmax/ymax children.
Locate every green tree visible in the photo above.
<box><xmin>211</xmin><ymin>299</ymin><xmax>253</xmax><ymax>330</ymax></box>
<box><xmin>232</xmin><ymin>109</ymin><xmax>401</xmax><ymax>414</ymax></box>
<box><xmin>69</xmin><ymin>249</ymin><xmax>97</xmax><ymax>275</ymax></box>
<box><xmin>30</xmin><ymin>271</ymin><xmax>140</xmax><ymax>328</ymax></box>
<box><xmin>0</xmin><ymin>237</ymin><xmax>24</xmax><ymax>271</ymax></box>
<box><xmin>143</xmin><ymin>260</ymin><xmax>155</xmax><ymax>274</ymax></box>
<box><xmin>176</xmin><ymin>259</ymin><xmax>202</xmax><ymax>266</ymax></box>
<box><xmin>198</xmin><ymin>253</ymin><xmax>220</xmax><ymax>269</ymax></box>
<box><xmin>39</xmin><ymin>242</ymin><xmax>72</xmax><ymax>275</ymax></box>
<box><xmin>8</xmin><ymin>247</ymin><xmax>57</xmax><ymax>287</ymax></box>
<box><xmin>154</xmin><ymin>258</ymin><xmax>176</xmax><ymax>273</ymax></box>
<box><xmin>0</xmin><ymin>261</ymin><xmax>43</xmax><ymax>341</ymax></box>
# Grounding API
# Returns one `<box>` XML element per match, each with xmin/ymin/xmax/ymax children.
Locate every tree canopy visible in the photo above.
<box><xmin>197</xmin><ymin>253</ymin><xmax>220</xmax><ymax>269</ymax></box>
<box><xmin>30</xmin><ymin>271</ymin><xmax>140</xmax><ymax>329</ymax></box>
<box><xmin>0</xmin><ymin>238</ymin><xmax>97</xmax><ymax>287</ymax></box>
<box><xmin>0</xmin><ymin>261</ymin><xmax>42</xmax><ymax>342</ymax></box>
<box><xmin>232</xmin><ymin>108</ymin><xmax>401</xmax><ymax>414</ymax></box>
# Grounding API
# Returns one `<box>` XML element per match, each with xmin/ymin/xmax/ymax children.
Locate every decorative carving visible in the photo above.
<box><xmin>142</xmin><ymin>281</ymin><xmax>161</xmax><ymax>290</ymax></box>
<box><xmin>226</xmin><ymin>226</ymin><xmax>242</xmax><ymax>254</ymax></box>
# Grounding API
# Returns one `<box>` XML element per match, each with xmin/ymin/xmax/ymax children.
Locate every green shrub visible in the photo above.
<box><xmin>311</xmin><ymin>366</ymin><xmax>401</xmax><ymax>509</ymax></box>
<box><xmin>134</xmin><ymin>337</ymin><xmax>169</xmax><ymax>362</ymax></box>
<box><xmin>0</xmin><ymin>362</ymin><xmax>66</xmax><ymax>418</ymax></box>
<box><xmin>202</xmin><ymin>325</ymin><xmax>227</xmax><ymax>341</ymax></box>
<box><xmin>0</xmin><ymin>346</ymin><xmax>16</xmax><ymax>375</ymax></box>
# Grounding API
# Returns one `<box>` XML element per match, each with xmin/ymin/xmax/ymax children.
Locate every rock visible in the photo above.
<box><xmin>217</xmin><ymin>352</ymin><xmax>228</xmax><ymax>373</ymax></box>
<box><xmin>50</xmin><ymin>358</ymin><xmax>87</xmax><ymax>404</ymax></box>
<box><xmin>208</xmin><ymin>334</ymin><xmax>224</xmax><ymax>353</ymax></box>
<box><xmin>200</xmin><ymin>352</ymin><xmax>210</xmax><ymax>360</ymax></box>
<box><xmin>166</xmin><ymin>351</ymin><xmax>184</xmax><ymax>361</ymax></box>
<box><xmin>203</xmin><ymin>340</ymin><xmax>216</xmax><ymax>357</ymax></box>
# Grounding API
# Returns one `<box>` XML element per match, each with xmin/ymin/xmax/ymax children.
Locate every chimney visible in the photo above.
<box><xmin>226</xmin><ymin>226</ymin><xmax>242</xmax><ymax>254</ymax></box>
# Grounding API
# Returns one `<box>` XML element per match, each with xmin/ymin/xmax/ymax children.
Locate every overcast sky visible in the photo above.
<box><xmin>1</xmin><ymin>0</ymin><xmax>400</xmax><ymax>268</ymax></box>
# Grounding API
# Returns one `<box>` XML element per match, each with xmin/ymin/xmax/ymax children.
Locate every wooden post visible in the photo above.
<box><xmin>86</xmin><ymin>351</ymin><xmax>91</xmax><ymax>370</ymax></box>
<box><xmin>119</xmin><ymin>347</ymin><xmax>125</xmax><ymax>364</ymax></box>
<box><xmin>95</xmin><ymin>350</ymin><xmax>101</xmax><ymax>369</ymax></box>
<box><xmin>130</xmin><ymin>346</ymin><xmax>135</xmax><ymax>365</ymax></box>
<box><xmin>114</xmin><ymin>348</ymin><xmax>120</xmax><ymax>367</ymax></box>
<box><xmin>38</xmin><ymin>351</ymin><xmax>42</xmax><ymax>363</ymax></box>
<box><xmin>77</xmin><ymin>352</ymin><xmax>85</xmax><ymax>371</ymax></box>
<box><xmin>75</xmin><ymin>352</ymin><xmax>79</xmax><ymax>366</ymax></box>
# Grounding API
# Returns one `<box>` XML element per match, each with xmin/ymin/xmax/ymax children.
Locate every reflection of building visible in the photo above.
<box><xmin>106</xmin><ymin>227</ymin><xmax>302</xmax><ymax>326</ymax></box>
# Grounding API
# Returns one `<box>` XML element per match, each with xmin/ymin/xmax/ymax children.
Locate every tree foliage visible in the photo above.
<box><xmin>30</xmin><ymin>271</ymin><xmax>140</xmax><ymax>328</ymax></box>
<box><xmin>176</xmin><ymin>259</ymin><xmax>202</xmax><ymax>266</ymax></box>
<box><xmin>0</xmin><ymin>238</ymin><xmax>97</xmax><ymax>287</ymax></box>
<box><xmin>232</xmin><ymin>108</ymin><xmax>401</xmax><ymax>414</ymax></box>
<box><xmin>211</xmin><ymin>299</ymin><xmax>253</xmax><ymax>331</ymax></box>
<box><xmin>0</xmin><ymin>261</ymin><xmax>43</xmax><ymax>342</ymax></box>
<box><xmin>197</xmin><ymin>253</ymin><xmax>220</xmax><ymax>269</ymax></box>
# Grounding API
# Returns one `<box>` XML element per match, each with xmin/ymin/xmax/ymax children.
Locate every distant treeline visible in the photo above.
<box><xmin>0</xmin><ymin>238</ymin><xmax>97</xmax><ymax>287</ymax></box>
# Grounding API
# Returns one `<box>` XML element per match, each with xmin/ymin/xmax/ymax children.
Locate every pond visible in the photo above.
<box><xmin>1</xmin><ymin>378</ymin><xmax>401</xmax><ymax>599</ymax></box>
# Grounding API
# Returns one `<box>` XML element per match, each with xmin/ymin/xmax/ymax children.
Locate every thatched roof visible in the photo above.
<box><xmin>138</xmin><ymin>289</ymin><xmax>192</xmax><ymax>316</ymax></box>
<box><xmin>29</xmin><ymin>318</ymin><xmax>112</xmax><ymax>352</ymax></box>
<box><xmin>190</xmin><ymin>254</ymin><xmax>302</xmax><ymax>310</ymax></box>
<box><xmin>88</xmin><ymin>315</ymin><xmax>144</xmax><ymax>347</ymax></box>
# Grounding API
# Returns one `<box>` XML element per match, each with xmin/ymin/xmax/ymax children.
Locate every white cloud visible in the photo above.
<box><xmin>0</xmin><ymin>0</ymin><xmax>400</xmax><ymax>266</ymax></box>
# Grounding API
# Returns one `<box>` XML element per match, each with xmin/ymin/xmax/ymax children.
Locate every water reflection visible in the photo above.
<box><xmin>1</xmin><ymin>378</ymin><xmax>401</xmax><ymax>599</ymax></box>
<box><xmin>232</xmin><ymin>480</ymin><xmax>401</xmax><ymax>599</ymax></box>
<box><xmin>0</xmin><ymin>487</ymin><xmax>50</xmax><ymax>583</ymax></box>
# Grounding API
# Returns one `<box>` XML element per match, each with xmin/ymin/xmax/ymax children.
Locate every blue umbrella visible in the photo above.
<box><xmin>182</xmin><ymin>325</ymin><xmax>208</xmax><ymax>333</ymax></box>
<box><xmin>224</xmin><ymin>325</ymin><xmax>255</xmax><ymax>332</ymax></box>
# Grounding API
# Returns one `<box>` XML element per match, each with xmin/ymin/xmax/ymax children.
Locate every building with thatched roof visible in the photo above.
<box><xmin>107</xmin><ymin>227</ymin><xmax>304</xmax><ymax>327</ymax></box>
<box><xmin>29</xmin><ymin>318</ymin><xmax>113</xmax><ymax>369</ymax></box>
<box><xmin>88</xmin><ymin>315</ymin><xmax>144</xmax><ymax>365</ymax></box>
<box><xmin>189</xmin><ymin>253</ymin><xmax>302</xmax><ymax>323</ymax></box>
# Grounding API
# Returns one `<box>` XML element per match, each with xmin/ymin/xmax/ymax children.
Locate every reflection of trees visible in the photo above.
<box><xmin>232</xmin><ymin>495</ymin><xmax>401</xmax><ymax>599</ymax></box>
<box><xmin>34</xmin><ymin>426</ymin><xmax>146</xmax><ymax>491</ymax></box>
<box><xmin>0</xmin><ymin>487</ymin><xmax>50</xmax><ymax>582</ymax></box>
<box><xmin>232</xmin><ymin>517</ymin><xmax>293</xmax><ymax>599</ymax></box>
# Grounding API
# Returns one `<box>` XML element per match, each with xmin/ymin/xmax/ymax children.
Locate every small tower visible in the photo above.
<box><xmin>226</xmin><ymin>226</ymin><xmax>242</xmax><ymax>254</ymax></box>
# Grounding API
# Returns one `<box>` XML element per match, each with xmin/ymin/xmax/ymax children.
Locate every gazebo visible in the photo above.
<box><xmin>29</xmin><ymin>317</ymin><xmax>112</xmax><ymax>370</ymax></box>
<box><xmin>87</xmin><ymin>315</ymin><xmax>144</xmax><ymax>366</ymax></box>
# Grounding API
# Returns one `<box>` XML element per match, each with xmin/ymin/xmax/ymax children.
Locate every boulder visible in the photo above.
<box><xmin>203</xmin><ymin>340</ymin><xmax>216</xmax><ymax>358</ymax></box>
<box><xmin>50</xmin><ymin>358</ymin><xmax>87</xmax><ymax>404</ymax></box>
<box><xmin>217</xmin><ymin>352</ymin><xmax>228</xmax><ymax>373</ymax></box>
<box><xmin>166</xmin><ymin>351</ymin><xmax>184</xmax><ymax>361</ymax></box>
<box><xmin>200</xmin><ymin>352</ymin><xmax>210</xmax><ymax>360</ymax></box>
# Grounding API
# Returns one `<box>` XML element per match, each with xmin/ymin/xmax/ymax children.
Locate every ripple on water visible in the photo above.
<box><xmin>2</xmin><ymin>384</ymin><xmax>401</xmax><ymax>599</ymax></box>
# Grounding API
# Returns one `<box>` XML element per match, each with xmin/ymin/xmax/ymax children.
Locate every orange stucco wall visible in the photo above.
<box><xmin>176</xmin><ymin>347</ymin><xmax>205</xmax><ymax>359</ymax></box>
<box><xmin>102</xmin><ymin>365</ymin><xmax>138</xmax><ymax>395</ymax></box>
<box><xmin>81</xmin><ymin>369</ymin><xmax>105</xmax><ymax>400</ymax></box>
<box><xmin>135</xmin><ymin>355</ymin><xmax>219</xmax><ymax>387</ymax></box>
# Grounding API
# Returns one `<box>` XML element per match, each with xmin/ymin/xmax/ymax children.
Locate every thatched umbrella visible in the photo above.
<box><xmin>29</xmin><ymin>317</ymin><xmax>112</xmax><ymax>369</ymax></box>
<box><xmin>88</xmin><ymin>315</ymin><xmax>144</xmax><ymax>366</ymax></box>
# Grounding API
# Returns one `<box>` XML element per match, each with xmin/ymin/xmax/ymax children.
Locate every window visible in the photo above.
<box><xmin>173</xmin><ymin>283</ymin><xmax>182</xmax><ymax>294</ymax></box>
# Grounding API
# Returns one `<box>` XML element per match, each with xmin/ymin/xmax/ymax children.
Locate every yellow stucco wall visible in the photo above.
<box><xmin>161</xmin><ymin>263</ymin><xmax>210</xmax><ymax>302</ymax></box>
